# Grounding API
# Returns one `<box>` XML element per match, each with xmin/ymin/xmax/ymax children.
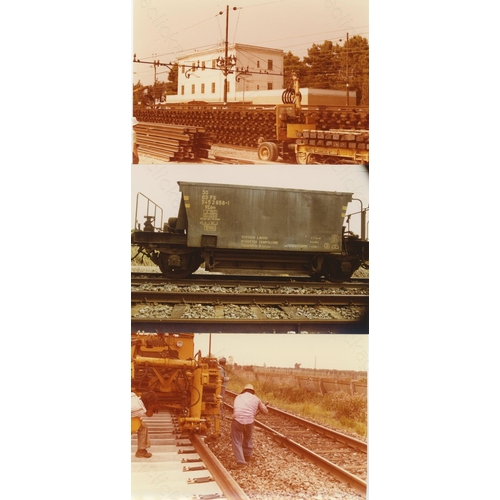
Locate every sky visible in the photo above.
<box><xmin>194</xmin><ymin>333</ymin><xmax>368</xmax><ymax>371</ymax></box>
<box><xmin>133</xmin><ymin>0</ymin><xmax>369</xmax><ymax>85</ymax></box>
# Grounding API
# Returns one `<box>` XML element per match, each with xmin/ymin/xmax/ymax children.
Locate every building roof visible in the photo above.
<box><xmin>176</xmin><ymin>43</ymin><xmax>284</xmax><ymax>62</ymax></box>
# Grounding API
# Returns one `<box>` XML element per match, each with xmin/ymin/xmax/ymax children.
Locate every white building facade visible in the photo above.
<box><xmin>174</xmin><ymin>43</ymin><xmax>284</xmax><ymax>104</ymax></box>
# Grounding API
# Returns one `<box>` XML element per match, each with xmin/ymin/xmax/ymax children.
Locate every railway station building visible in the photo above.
<box><xmin>161</xmin><ymin>43</ymin><xmax>357</xmax><ymax>106</ymax></box>
<box><xmin>173</xmin><ymin>43</ymin><xmax>284</xmax><ymax>104</ymax></box>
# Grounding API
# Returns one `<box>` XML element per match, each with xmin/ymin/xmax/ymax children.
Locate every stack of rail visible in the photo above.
<box><xmin>134</xmin><ymin>107</ymin><xmax>369</xmax><ymax>148</ymax></box>
<box><xmin>135</xmin><ymin>122</ymin><xmax>213</xmax><ymax>162</ymax></box>
<box><xmin>296</xmin><ymin>129</ymin><xmax>369</xmax><ymax>152</ymax></box>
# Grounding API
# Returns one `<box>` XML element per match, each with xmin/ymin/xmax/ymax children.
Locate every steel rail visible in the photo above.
<box><xmin>131</xmin><ymin>277</ymin><xmax>368</xmax><ymax>291</ymax></box>
<box><xmin>131</xmin><ymin>272</ymin><xmax>369</xmax><ymax>286</ymax></box>
<box><xmin>132</xmin><ymin>411</ymin><xmax>230</xmax><ymax>499</ymax></box>
<box><xmin>130</xmin><ymin>317</ymin><xmax>368</xmax><ymax>334</ymax></box>
<box><xmin>225</xmin><ymin>390</ymin><xmax>366</xmax><ymax>454</ymax></box>
<box><xmin>257</xmin><ymin>421</ymin><xmax>366</xmax><ymax>496</ymax></box>
<box><xmin>269</xmin><ymin>406</ymin><xmax>367</xmax><ymax>453</ymax></box>
<box><xmin>131</xmin><ymin>290</ymin><xmax>368</xmax><ymax>306</ymax></box>
<box><xmin>190</xmin><ymin>434</ymin><xmax>251</xmax><ymax>500</ymax></box>
<box><xmin>223</xmin><ymin>401</ymin><xmax>367</xmax><ymax>496</ymax></box>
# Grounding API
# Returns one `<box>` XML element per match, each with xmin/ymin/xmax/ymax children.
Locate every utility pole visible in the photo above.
<box><xmin>218</xmin><ymin>6</ymin><xmax>237</xmax><ymax>104</ymax></box>
<box><xmin>345</xmin><ymin>33</ymin><xmax>349</xmax><ymax>106</ymax></box>
<box><xmin>224</xmin><ymin>5</ymin><xmax>229</xmax><ymax>105</ymax></box>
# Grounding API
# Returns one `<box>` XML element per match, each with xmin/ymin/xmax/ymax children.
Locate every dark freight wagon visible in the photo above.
<box><xmin>132</xmin><ymin>181</ymin><xmax>369</xmax><ymax>281</ymax></box>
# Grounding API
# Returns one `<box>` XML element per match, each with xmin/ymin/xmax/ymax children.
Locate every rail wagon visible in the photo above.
<box><xmin>132</xmin><ymin>332</ymin><xmax>222</xmax><ymax>440</ymax></box>
<box><xmin>132</xmin><ymin>181</ymin><xmax>368</xmax><ymax>281</ymax></box>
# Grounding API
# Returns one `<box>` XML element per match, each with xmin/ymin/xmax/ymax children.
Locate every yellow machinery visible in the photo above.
<box><xmin>257</xmin><ymin>72</ymin><xmax>368</xmax><ymax>165</ymax></box>
<box><xmin>131</xmin><ymin>332</ymin><xmax>221</xmax><ymax>440</ymax></box>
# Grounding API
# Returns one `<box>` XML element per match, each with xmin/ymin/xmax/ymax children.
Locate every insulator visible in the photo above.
<box><xmin>282</xmin><ymin>88</ymin><xmax>296</xmax><ymax>104</ymax></box>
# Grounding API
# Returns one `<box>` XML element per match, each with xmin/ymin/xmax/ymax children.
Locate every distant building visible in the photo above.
<box><xmin>158</xmin><ymin>43</ymin><xmax>359</xmax><ymax>107</ymax></box>
<box><xmin>173</xmin><ymin>43</ymin><xmax>284</xmax><ymax>103</ymax></box>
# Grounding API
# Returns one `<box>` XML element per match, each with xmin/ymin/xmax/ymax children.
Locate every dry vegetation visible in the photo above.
<box><xmin>227</xmin><ymin>370</ymin><xmax>367</xmax><ymax>439</ymax></box>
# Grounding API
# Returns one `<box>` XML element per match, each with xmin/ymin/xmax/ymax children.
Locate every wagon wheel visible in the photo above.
<box><xmin>158</xmin><ymin>252</ymin><xmax>201</xmax><ymax>279</ymax></box>
<box><xmin>295</xmin><ymin>151</ymin><xmax>307</xmax><ymax>165</ymax></box>
<box><xmin>308</xmin><ymin>272</ymin><xmax>323</xmax><ymax>281</ymax></box>
<box><xmin>258</xmin><ymin>142</ymin><xmax>278</xmax><ymax>162</ymax></box>
<box><xmin>324</xmin><ymin>259</ymin><xmax>355</xmax><ymax>282</ymax></box>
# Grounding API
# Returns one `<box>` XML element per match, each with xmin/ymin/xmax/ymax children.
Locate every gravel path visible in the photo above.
<box><xmin>208</xmin><ymin>417</ymin><xmax>365</xmax><ymax>499</ymax></box>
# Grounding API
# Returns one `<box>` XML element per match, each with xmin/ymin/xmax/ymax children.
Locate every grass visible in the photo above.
<box><xmin>227</xmin><ymin>370</ymin><xmax>367</xmax><ymax>438</ymax></box>
<box><xmin>131</xmin><ymin>246</ymin><xmax>155</xmax><ymax>266</ymax></box>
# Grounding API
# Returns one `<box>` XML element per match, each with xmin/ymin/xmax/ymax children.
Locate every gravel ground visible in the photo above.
<box><xmin>208</xmin><ymin>416</ymin><xmax>365</xmax><ymax>500</ymax></box>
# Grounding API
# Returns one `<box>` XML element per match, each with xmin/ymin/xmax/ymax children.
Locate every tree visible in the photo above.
<box><xmin>294</xmin><ymin>363</ymin><xmax>301</xmax><ymax>369</ymax></box>
<box><xmin>332</xmin><ymin>35</ymin><xmax>369</xmax><ymax>105</ymax></box>
<box><xmin>301</xmin><ymin>37</ymin><xmax>369</xmax><ymax>105</ymax></box>
<box><xmin>283</xmin><ymin>51</ymin><xmax>308</xmax><ymax>88</ymax></box>
<box><xmin>149</xmin><ymin>79</ymin><xmax>169</xmax><ymax>102</ymax></box>
<box><xmin>303</xmin><ymin>40</ymin><xmax>343</xmax><ymax>90</ymax></box>
<box><xmin>133</xmin><ymin>80</ymin><xmax>146</xmax><ymax>106</ymax></box>
<box><xmin>166</xmin><ymin>62</ymin><xmax>179</xmax><ymax>95</ymax></box>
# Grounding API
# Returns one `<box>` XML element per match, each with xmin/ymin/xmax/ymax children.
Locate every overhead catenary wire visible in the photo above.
<box><xmin>133</xmin><ymin>3</ymin><xmax>368</xmax><ymax>87</ymax></box>
<box><xmin>135</xmin><ymin>21</ymin><xmax>369</xmax><ymax>62</ymax></box>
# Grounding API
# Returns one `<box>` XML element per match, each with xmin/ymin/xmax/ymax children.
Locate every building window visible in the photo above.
<box><xmin>202</xmin><ymin>61</ymin><xmax>205</xmax><ymax>71</ymax></box>
<box><xmin>201</xmin><ymin>83</ymin><xmax>205</xmax><ymax>94</ymax></box>
<box><xmin>268</xmin><ymin>60</ymin><xmax>273</xmax><ymax>71</ymax></box>
<box><xmin>212</xmin><ymin>59</ymin><xmax>216</xmax><ymax>69</ymax></box>
<box><xmin>191</xmin><ymin>84</ymin><xmax>195</xmax><ymax>94</ymax></box>
<box><xmin>182</xmin><ymin>65</ymin><xmax>185</xmax><ymax>73</ymax></box>
<box><xmin>211</xmin><ymin>82</ymin><xmax>215</xmax><ymax>93</ymax></box>
<box><xmin>257</xmin><ymin>85</ymin><xmax>260</xmax><ymax>90</ymax></box>
<box><xmin>181</xmin><ymin>85</ymin><xmax>185</xmax><ymax>95</ymax></box>
<box><xmin>257</xmin><ymin>60</ymin><xmax>260</xmax><ymax>68</ymax></box>
<box><xmin>192</xmin><ymin>62</ymin><xmax>196</xmax><ymax>72</ymax></box>
<box><xmin>227</xmin><ymin>81</ymin><xmax>230</xmax><ymax>93</ymax></box>
<box><xmin>267</xmin><ymin>83</ymin><xmax>273</xmax><ymax>90</ymax></box>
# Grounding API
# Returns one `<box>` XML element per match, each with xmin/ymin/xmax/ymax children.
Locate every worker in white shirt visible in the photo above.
<box><xmin>131</xmin><ymin>391</ymin><xmax>156</xmax><ymax>458</ymax></box>
<box><xmin>230</xmin><ymin>384</ymin><xmax>269</xmax><ymax>467</ymax></box>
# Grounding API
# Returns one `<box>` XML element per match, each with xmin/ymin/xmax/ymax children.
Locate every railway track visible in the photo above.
<box><xmin>131</xmin><ymin>277</ymin><xmax>368</xmax><ymax>333</ymax></box>
<box><xmin>223</xmin><ymin>390</ymin><xmax>367</xmax><ymax>496</ymax></box>
<box><xmin>132</xmin><ymin>410</ymin><xmax>366</xmax><ymax>499</ymax></box>
<box><xmin>131</xmin><ymin>411</ymin><xmax>249</xmax><ymax>499</ymax></box>
<box><xmin>131</xmin><ymin>272</ymin><xmax>369</xmax><ymax>288</ymax></box>
<box><xmin>131</xmin><ymin>271</ymin><xmax>369</xmax><ymax>332</ymax></box>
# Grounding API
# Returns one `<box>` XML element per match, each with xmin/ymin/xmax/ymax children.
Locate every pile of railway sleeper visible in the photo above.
<box><xmin>135</xmin><ymin>122</ymin><xmax>212</xmax><ymax>162</ymax></box>
<box><xmin>295</xmin><ymin>129</ymin><xmax>369</xmax><ymax>151</ymax></box>
<box><xmin>134</xmin><ymin>107</ymin><xmax>369</xmax><ymax>148</ymax></box>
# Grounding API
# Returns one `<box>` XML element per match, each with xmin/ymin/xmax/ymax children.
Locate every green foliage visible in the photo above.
<box><xmin>283</xmin><ymin>36</ymin><xmax>369</xmax><ymax>105</ymax></box>
<box><xmin>303</xmin><ymin>40</ymin><xmax>342</xmax><ymax>89</ymax></box>
<box><xmin>283</xmin><ymin>51</ymin><xmax>308</xmax><ymax>84</ymax></box>
<box><xmin>167</xmin><ymin>63</ymin><xmax>179</xmax><ymax>95</ymax></box>
<box><xmin>133</xmin><ymin>81</ymin><xmax>145</xmax><ymax>106</ymax></box>
<box><xmin>324</xmin><ymin>391</ymin><xmax>367</xmax><ymax>422</ymax></box>
<box><xmin>133</xmin><ymin>72</ymin><xmax>176</xmax><ymax>106</ymax></box>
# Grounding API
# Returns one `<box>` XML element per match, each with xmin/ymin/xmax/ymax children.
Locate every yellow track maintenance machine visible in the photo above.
<box><xmin>257</xmin><ymin>72</ymin><xmax>369</xmax><ymax>165</ymax></box>
<box><xmin>131</xmin><ymin>332</ymin><xmax>222</xmax><ymax>442</ymax></box>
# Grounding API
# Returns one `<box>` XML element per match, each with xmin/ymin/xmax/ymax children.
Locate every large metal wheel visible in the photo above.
<box><xmin>295</xmin><ymin>151</ymin><xmax>307</xmax><ymax>165</ymax></box>
<box><xmin>158</xmin><ymin>252</ymin><xmax>201</xmax><ymax>279</ymax></box>
<box><xmin>258</xmin><ymin>142</ymin><xmax>279</xmax><ymax>162</ymax></box>
<box><xmin>324</xmin><ymin>258</ymin><xmax>357</xmax><ymax>282</ymax></box>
